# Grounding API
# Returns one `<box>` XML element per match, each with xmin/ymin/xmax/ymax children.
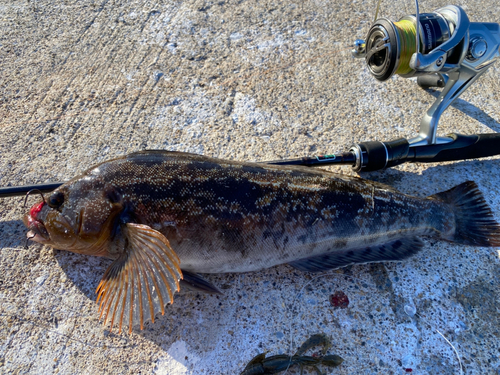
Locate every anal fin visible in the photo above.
<box><xmin>96</xmin><ymin>223</ymin><xmax>183</xmax><ymax>334</ymax></box>
<box><xmin>289</xmin><ymin>237</ymin><xmax>424</xmax><ymax>272</ymax></box>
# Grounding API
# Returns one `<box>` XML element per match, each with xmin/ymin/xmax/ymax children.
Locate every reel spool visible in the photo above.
<box><xmin>363</xmin><ymin>13</ymin><xmax>451</xmax><ymax>81</ymax></box>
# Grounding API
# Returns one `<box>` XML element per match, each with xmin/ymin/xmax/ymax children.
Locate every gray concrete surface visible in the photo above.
<box><xmin>1</xmin><ymin>0</ymin><xmax>500</xmax><ymax>373</ymax></box>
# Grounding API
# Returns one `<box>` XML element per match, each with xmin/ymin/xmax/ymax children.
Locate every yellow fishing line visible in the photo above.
<box><xmin>393</xmin><ymin>20</ymin><xmax>417</xmax><ymax>75</ymax></box>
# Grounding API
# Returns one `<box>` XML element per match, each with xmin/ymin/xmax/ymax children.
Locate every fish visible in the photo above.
<box><xmin>23</xmin><ymin>150</ymin><xmax>500</xmax><ymax>333</ymax></box>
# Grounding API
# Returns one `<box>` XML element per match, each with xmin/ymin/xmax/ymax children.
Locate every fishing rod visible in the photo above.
<box><xmin>1</xmin><ymin>1</ymin><xmax>500</xmax><ymax>198</ymax></box>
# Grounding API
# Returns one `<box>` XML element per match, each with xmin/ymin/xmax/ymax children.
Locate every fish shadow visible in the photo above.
<box><xmin>0</xmin><ymin>219</ymin><xmax>29</xmax><ymax>249</ymax></box>
<box><xmin>54</xmin><ymin>249</ymin><xmax>112</xmax><ymax>301</ymax></box>
<box><xmin>0</xmin><ymin>217</ymin><xmax>110</xmax><ymax>301</ymax></box>
<box><xmin>52</xmin><ymin>245</ymin><xmax>309</xmax><ymax>353</ymax></box>
<box><xmin>53</xmin><ymin>247</ymin><xmax>225</xmax><ymax>345</ymax></box>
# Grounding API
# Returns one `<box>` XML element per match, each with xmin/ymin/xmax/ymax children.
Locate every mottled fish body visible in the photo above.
<box><xmin>24</xmin><ymin>151</ymin><xmax>500</xmax><ymax>333</ymax></box>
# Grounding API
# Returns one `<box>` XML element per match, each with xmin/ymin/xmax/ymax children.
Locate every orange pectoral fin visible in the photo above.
<box><xmin>95</xmin><ymin>223</ymin><xmax>183</xmax><ymax>334</ymax></box>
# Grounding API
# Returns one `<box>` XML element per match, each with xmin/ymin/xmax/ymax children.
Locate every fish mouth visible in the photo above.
<box><xmin>24</xmin><ymin>214</ymin><xmax>50</xmax><ymax>244</ymax></box>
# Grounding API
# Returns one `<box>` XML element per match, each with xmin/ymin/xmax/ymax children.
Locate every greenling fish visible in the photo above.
<box><xmin>23</xmin><ymin>151</ymin><xmax>500</xmax><ymax>333</ymax></box>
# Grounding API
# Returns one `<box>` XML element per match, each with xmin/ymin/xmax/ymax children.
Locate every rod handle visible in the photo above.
<box><xmin>409</xmin><ymin>133</ymin><xmax>500</xmax><ymax>162</ymax></box>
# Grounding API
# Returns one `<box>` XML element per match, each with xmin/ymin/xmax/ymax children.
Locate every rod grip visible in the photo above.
<box><xmin>354</xmin><ymin>133</ymin><xmax>500</xmax><ymax>172</ymax></box>
<box><xmin>410</xmin><ymin>133</ymin><xmax>500</xmax><ymax>162</ymax></box>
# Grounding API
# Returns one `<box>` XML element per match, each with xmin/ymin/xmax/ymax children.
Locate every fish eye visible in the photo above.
<box><xmin>48</xmin><ymin>191</ymin><xmax>65</xmax><ymax>209</ymax></box>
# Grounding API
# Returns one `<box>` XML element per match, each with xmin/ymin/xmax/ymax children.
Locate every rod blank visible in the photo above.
<box><xmin>0</xmin><ymin>182</ymin><xmax>63</xmax><ymax>198</ymax></box>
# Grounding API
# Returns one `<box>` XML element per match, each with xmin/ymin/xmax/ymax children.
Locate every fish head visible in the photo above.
<box><xmin>23</xmin><ymin>181</ymin><xmax>124</xmax><ymax>256</ymax></box>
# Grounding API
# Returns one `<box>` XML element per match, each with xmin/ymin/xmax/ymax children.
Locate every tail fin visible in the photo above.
<box><xmin>432</xmin><ymin>181</ymin><xmax>500</xmax><ymax>246</ymax></box>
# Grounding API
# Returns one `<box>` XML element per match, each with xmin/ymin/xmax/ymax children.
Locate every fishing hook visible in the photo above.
<box><xmin>23</xmin><ymin>189</ymin><xmax>46</xmax><ymax>209</ymax></box>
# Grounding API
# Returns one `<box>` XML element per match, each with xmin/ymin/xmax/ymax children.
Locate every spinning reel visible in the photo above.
<box><xmin>353</xmin><ymin>3</ymin><xmax>500</xmax><ymax>147</ymax></box>
<box><xmin>272</xmin><ymin>1</ymin><xmax>500</xmax><ymax>172</ymax></box>
<box><xmin>1</xmin><ymin>1</ymin><xmax>500</xmax><ymax>197</ymax></box>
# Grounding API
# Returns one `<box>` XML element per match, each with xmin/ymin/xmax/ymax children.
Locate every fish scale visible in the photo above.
<box><xmin>23</xmin><ymin>150</ymin><xmax>500</xmax><ymax>333</ymax></box>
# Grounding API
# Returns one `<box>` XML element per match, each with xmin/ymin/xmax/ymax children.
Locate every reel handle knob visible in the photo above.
<box><xmin>352</xmin><ymin>39</ymin><xmax>366</xmax><ymax>58</ymax></box>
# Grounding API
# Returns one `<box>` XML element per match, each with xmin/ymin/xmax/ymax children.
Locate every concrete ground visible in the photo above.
<box><xmin>1</xmin><ymin>0</ymin><xmax>499</xmax><ymax>373</ymax></box>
